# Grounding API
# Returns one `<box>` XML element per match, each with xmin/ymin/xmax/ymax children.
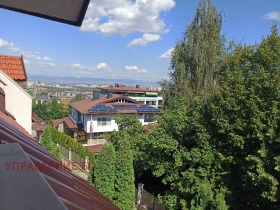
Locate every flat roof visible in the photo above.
<box><xmin>100</xmin><ymin>86</ymin><xmax>160</xmax><ymax>93</ymax></box>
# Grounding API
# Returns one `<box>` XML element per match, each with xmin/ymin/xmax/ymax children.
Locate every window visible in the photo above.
<box><xmin>146</xmin><ymin>101</ymin><xmax>156</xmax><ymax>105</ymax></box>
<box><xmin>97</xmin><ymin>117</ymin><xmax>111</xmax><ymax>126</ymax></box>
<box><xmin>144</xmin><ymin>114</ymin><xmax>155</xmax><ymax>122</ymax></box>
<box><xmin>93</xmin><ymin>132</ymin><xmax>105</xmax><ymax>139</ymax></box>
<box><xmin>116</xmin><ymin>98</ymin><xmax>128</xmax><ymax>103</ymax></box>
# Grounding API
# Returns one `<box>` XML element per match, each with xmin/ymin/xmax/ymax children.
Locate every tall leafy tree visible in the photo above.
<box><xmin>113</xmin><ymin>132</ymin><xmax>135</xmax><ymax>210</ymax></box>
<box><xmin>93</xmin><ymin>143</ymin><xmax>116</xmax><ymax>201</ymax></box>
<box><xmin>208</xmin><ymin>23</ymin><xmax>280</xmax><ymax>209</ymax></box>
<box><xmin>169</xmin><ymin>0</ymin><xmax>224</xmax><ymax>98</ymax></box>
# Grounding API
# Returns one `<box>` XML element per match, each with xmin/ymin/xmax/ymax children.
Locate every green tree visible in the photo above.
<box><xmin>41</xmin><ymin>126</ymin><xmax>62</xmax><ymax>160</ymax></box>
<box><xmin>208</xmin><ymin>23</ymin><xmax>280</xmax><ymax>209</ymax></box>
<box><xmin>113</xmin><ymin>132</ymin><xmax>135</xmax><ymax>210</ymax></box>
<box><xmin>93</xmin><ymin>143</ymin><xmax>116</xmax><ymax>201</ymax></box>
<box><xmin>169</xmin><ymin>0</ymin><xmax>224</xmax><ymax>99</ymax></box>
<box><xmin>71</xmin><ymin>93</ymin><xmax>83</xmax><ymax>102</ymax></box>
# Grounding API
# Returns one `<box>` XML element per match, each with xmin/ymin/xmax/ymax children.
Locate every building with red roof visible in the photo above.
<box><xmin>0</xmin><ymin>57</ymin><xmax>32</xmax><ymax>134</ymax></box>
<box><xmin>0</xmin><ymin>55</ymin><xmax>28</xmax><ymax>88</ymax></box>
<box><xmin>68</xmin><ymin>93</ymin><xmax>162</xmax><ymax>145</ymax></box>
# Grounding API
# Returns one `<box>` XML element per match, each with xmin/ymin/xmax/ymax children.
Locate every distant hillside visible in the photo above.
<box><xmin>27</xmin><ymin>74</ymin><xmax>158</xmax><ymax>87</ymax></box>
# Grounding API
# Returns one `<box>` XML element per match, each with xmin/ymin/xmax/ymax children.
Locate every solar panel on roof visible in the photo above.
<box><xmin>89</xmin><ymin>104</ymin><xmax>116</xmax><ymax>113</ymax></box>
<box><xmin>113</xmin><ymin>105</ymin><xmax>138</xmax><ymax>110</ymax></box>
<box><xmin>89</xmin><ymin>103</ymin><xmax>160</xmax><ymax>113</ymax></box>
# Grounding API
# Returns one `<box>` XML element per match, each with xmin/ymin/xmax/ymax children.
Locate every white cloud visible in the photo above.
<box><xmin>22</xmin><ymin>51</ymin><xmax>39</xmax><ymax>59</ymax></box>
<box><xmin>37</xmin><ymin>60</ymin><xmax>56</xmax><ymax>67</ymax></box>
<box><xmin>22</xmin><ymin>52</ymin><xmax>56</xmax><ymax>68</ymax></box>
<box><xmin>96</xmin><ymin>62</ymin><xmax>111</xmax><ymax>71</ymax></box>
<box><xmin>65</xmin><ymin>63</ymin><xmax>93</xmax><ymax>71</ymax></box>
<box><xmin>125</xmin><ymin>65</ymin><xmax>148</xmax><ymax>73</ymax></box>
<box><xmin>160</xmin><ymin>47</ymin><xmax>174</xmax><ymax>59</ymax></box>
<box><xmin>127</xmin><ymin>33</ymin><xmax>160</xmax><ymax>47</ymax></box>
<box><xmin>35</xmin><ymin>55</ymin><xmax>55</xmax><ymax>67</ymax></box>
<box><xmin>43</xmin><ymin>57</ymin><xmax>52</xmax><ymax>61</ymax></box>
<box><xmin>0</xmin><ymin>38</ymin><xmax>20</xmax><ymax>52</ymax></box>
<box><xmin>264</xmin><ymin>11</ymin><xmax>280</xmax><ymax>20</ymax></box>
<box><xmin>23</xmin><ymin>59</ymin><xmax>30</xmax><ymax>64</ymax></box>
<box><xmin>81</xmin><ymin>0</ymin><xmax>175</xmax><ymax>36</ymax></box>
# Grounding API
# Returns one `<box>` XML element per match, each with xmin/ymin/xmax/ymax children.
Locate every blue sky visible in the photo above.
<box><xmin>0</xmin><ymin>0</ymin><xmax>279</xmax><ymax>83</ymax></box>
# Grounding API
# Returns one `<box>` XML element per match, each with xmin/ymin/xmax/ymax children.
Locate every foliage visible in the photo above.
<box><xmin>41</xmin><ymin>126</ymin><xmax>62</xmax><ymax>160</ymax></box>
<box><xmin>33</xmin><ymin>97</ymin><xmax>70</xmax><ymax>121</ymax></box>
<box><xmin>113</xmin><ymin>133</ymin><xmax>135</xmax><ymax>210</ymax></box>
<box><xmin>76</xmin><ymin>130</ymin><xmax>87</xmax><ymax>144</ymax></box>
<box><xmin>71</xmin><ymin>93</ymin><xmax>84</xmax><ymax>102</ymax></box>
<box><xmin>207</xmin><ymin>23</ymin><xmax>280</xmax><ymax>209</ymax></box>
<box><xmin>169</xmin><ymin>0</ymin><xmax>224</xmax><ymax>98</ymax></box>
<box><xmin>141</xmin><ymin>24</ymin><xmax>279</xmax><ymax>209</ymax></box>
<box><xmin>49</xmin><ymin>127</ymin><xmax>95</xmax><ymax>162</ymax></box>
<box><xmin>109</xmin><ymin>6</ymin><xmax>280</xmax><ymax>210</ymax></box>
<box><xmin>93</xmin><ymin>143</ymin><xmax>116</xmax><ymax>201</ymax></box>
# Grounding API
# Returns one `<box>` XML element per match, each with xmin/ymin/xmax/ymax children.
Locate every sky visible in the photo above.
<box><xmin>0</xmin><ymin>0</ymin><xmax>279</xmax><ymax>83</ymax></box>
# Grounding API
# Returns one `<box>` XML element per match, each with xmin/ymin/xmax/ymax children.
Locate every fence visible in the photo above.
<box><xmin>136</xmin><ymin>184</ymin><xmax>166</xmax><ymax>210</ymax></box>
<box><xmin>58</xmin><ymin>144</ymin><xmax>87</xmax><ymax>170</ymax></box>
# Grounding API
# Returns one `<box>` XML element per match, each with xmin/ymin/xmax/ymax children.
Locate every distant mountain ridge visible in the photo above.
<box><xmin>27</xmin><ymin>74</ymin><xmax>158</xmax><ymax>87</ymax></box>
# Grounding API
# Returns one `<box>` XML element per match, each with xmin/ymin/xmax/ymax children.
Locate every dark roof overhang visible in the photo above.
<box><xmin>0</xmin><ymin>0</ymin><xmax>90</xmax><ymax>26</ymax></box>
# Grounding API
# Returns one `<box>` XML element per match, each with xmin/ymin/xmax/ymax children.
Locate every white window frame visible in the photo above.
<box><xmin>97</xmin><ymin>117</ymin><xmax>111</xmax><ymax>126</ymax></box>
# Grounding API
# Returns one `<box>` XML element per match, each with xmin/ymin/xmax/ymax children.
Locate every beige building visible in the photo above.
<box><xmin>0</xmin><ymin>55</ymin><xmax>32</xmax><ymax>134</ymax></box>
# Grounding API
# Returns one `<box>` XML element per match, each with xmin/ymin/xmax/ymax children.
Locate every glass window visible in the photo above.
<box><xmin>97</xmin><ymin>117</ymin><xmax>111</xmax><ymax>126</ymax></box>
<box><xmin>144</xmin><ymin>114</ymin><xmax>155</xmax><ymax>122</ymax></box>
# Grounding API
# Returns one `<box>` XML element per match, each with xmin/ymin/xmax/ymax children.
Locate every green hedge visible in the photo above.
<box><xmin>50</xmin><ymin>128</ymin><xmax>95</xmax><ymax>162</ymax></box>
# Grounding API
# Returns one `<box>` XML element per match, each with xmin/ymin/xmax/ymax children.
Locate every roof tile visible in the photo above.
<box><xmin>0</xmin><ymin>55</ymin><xmax>27</xmax><ymax>80</ymax></box>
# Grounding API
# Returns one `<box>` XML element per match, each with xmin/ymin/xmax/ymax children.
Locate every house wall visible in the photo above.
<box><xmin>130</xmin><ymin>96</ymin><xmax>163</xmax><ymax>108</ymax></box>
<box><xmin>85</xmin><ymin>114</ymin><xmax>119</xmax><ymax>133</ymax></box>
<box><xmin>0</xmin><ymin>71</ymin><xmax>32</xmax><ymax>134</ymax></box>
<box><xmin>84</xmin><ymin>113</ymin><xmax>152</xmax><ymax>133</ymax></box>
<box><xmin>71</xmin><ymin>107</ymin><xmax>158</xmax><ymax>136</ymax></box>
<box><xmin>72</xmin><ymin>108</ymin><xmax>79</xmax><ymax>122</ymax></box>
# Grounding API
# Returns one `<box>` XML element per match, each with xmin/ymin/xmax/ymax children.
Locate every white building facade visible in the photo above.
<box><xmin>0</xmin><ymin>70</ymin><xmax>32</xmax><ymax>134</ymax></box>
<box><xmin>70</xmin><ymin>94</ymin><xmax>161</xmax><ymax>144</ymax></box>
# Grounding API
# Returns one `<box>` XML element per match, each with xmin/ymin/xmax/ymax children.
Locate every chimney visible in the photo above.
<box><xmin>92</xmin><ymin>91</ymin><xmax>100</xmax><ymax>100</ymax></box>
<box><xmin>136</xmin><ymin>84</ymin><xmax>141</xmax><ymax>89</ymax></box>
<box><xmin>0</xmin><ymin>87</ymin><xmax>5</xmax><ymax>113</ymax></box>
<box><xmin>107</xmin><ymin>91</ymin><xmax>113</xmax><ymax>98</ymax></box>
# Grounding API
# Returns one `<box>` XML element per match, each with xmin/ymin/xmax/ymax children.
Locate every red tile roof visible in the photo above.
<box><xmin>32</xmin><ymin>123</ymin><xmax>45</xmax><ymax>132</ymax></box>
<box><xmin>32</xmin><ymin>113</ymin><xmax>45</xmax><ymax>124</ymax></box>
<box><xmin>53</xmin><ymin>118</ymin><xmax>64</xmax><ymax>127</ymax></box>
<box><xmin>69</xmin><ymin>94</ymin><xmax>161</xmax><ymax>115</ymax></box>
<box><xmin>63</xmin><ymin>116</ymin><xmax>78</xmax><ymax>129</ymax></box>
<box><xmin>0</xmin><ymin>55</ymin><xmax>27</xmax><ymax>80</ymax></box>
<box><xmin>85</xmin><ymin>144</ymin><xmax>104</xmax><ymax>154</ymax></box>
<box><xmin>0</xmin><ymin>111</ymin><xmax>33</xmax><ymax>138</ymax></box>
<box><xmin>0</xmin><ymin>111</ymin><xmax>119</xmax><ymax>210</ymax></box>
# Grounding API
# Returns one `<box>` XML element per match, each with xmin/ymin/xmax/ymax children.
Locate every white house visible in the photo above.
<box><xmin>69</xmin><ymin>93</ymin><xmax>161</xmax><ymax>145</ymax></box>
<box><xmin>0</xmin><ymin>70</ymin><xmax>32</xmax><ymax>134</ymax></box>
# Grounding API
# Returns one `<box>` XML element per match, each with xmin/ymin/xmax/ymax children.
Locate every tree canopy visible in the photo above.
<box><xmin>110</xmin><ymin>6</ymin><xmax>280</xmax><ymax>210</ymax></box>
